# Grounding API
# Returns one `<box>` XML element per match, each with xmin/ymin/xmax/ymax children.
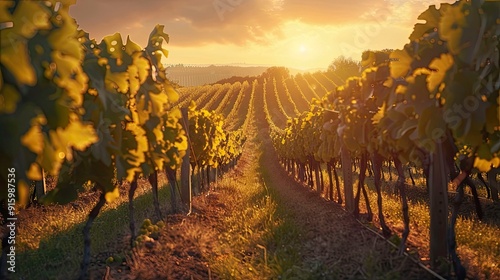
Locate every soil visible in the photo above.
<box><xmin>13</xmin><ymin>111</ymin><xmax>498</xmax><ymax>280</ymax></box>
<box><xmin>81</xmin><ymin>118</ymin><xmax>436</xmax><ymax>279</ymax></box>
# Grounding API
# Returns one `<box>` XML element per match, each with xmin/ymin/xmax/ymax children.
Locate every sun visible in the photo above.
<box><xmin>299</xmin><ymin>45</ymin><xmax>307</xmax><ymax>53</ymax></box>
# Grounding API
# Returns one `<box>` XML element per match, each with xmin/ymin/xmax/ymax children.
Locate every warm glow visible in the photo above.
<box><xmin>69</xmin><ymin>0</ymin><xmax>456</xmax><ymax>70</ymax></box>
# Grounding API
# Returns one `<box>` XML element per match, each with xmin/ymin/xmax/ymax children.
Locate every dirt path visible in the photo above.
<box><xmin>89</xmin><ymin>154</ymin><xmax>255</xmax><ymax>279</ymax></box>
<box><xmin>89</xmin><ymin>121</ymin><xmax>264</xmax><ymax>279</ymax></box>
<box><xmin>14</xmin><ymin>114</ymin><xmax>438</xmax><ymax>279</ymax></box>
<box><xmin>88</xmin><ymin>117</ymin><xmax>433</xmax><ymax>279</ymax></box>
<box><xmin>254</xmin><ymin>119</ymin><xmax>432</xmax><ymax>279</ymax></box>
<box><xmin>14</xmin><ymin>94</ymin><xmax>494</xmax><ymax>279</ymax></box>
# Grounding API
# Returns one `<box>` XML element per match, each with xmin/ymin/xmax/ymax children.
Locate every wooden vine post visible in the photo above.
<box><xmin>35</xmin><ymin>169</ymin><xmax>46</xmax><ymax>201</ymax></box>
<box><xmin>429</xmin><ymin>140</ymin><xmax>449</xmax><ymax>275</ymax></box>
<box><xmin>488</xmin><ymin>168</ymin><xmax>499</xmax><ymax>202</ymax></box>
<box><xmin>341</xmin><ymin>143</ymin><xmax>354</xmax><ymax>213</ymax></box>
<box><xmin>180</xmin><ymin>108</ymin><xmax>192</xmax><ymax>213</ymax></box>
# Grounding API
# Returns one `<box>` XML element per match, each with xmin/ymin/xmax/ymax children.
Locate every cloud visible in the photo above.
<box><xmin>69</xmin><ymin>0</ymin><xmax>280</xmax><ymax>43</ymax></box>
<box><xmin>69</xmin><ymin>0</ymin><xmax>402</xmax><ymax>47</ymax></box>
<box><xmin>280</xmin><ymin>0</ymin><xmax>387</xmax><ymax>25</ymax></box>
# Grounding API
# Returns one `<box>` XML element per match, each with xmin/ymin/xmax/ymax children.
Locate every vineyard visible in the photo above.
<box><xmin>1</xmin><ymin>0</ymin><xmax>500</xmax><ymax>279</ymax></box>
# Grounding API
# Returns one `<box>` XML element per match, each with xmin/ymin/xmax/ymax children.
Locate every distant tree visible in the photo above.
<box><xmin>261</xmin><ymin>66</ymin><xmax>290</xmax><ymax>80</ymax></box>
<box><xmin>214</xmin><ymin>75</ymin><xmax>251</xmax><ymax>85</ymax></box>
<box><xmin>327</xmin><ymin>55</ymin><xmax>360</xmax><ymax>73</ymax></box>
<box><xmin>327</xmin><ymin>56</ymin><xmax>361</xmax><ymax>82</ymax></box>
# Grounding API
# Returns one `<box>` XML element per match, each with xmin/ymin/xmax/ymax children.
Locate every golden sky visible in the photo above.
<box><xmin>69</xmin><ymin>0</ymin><xmax>455</xmax><ymax>70</ymax></box>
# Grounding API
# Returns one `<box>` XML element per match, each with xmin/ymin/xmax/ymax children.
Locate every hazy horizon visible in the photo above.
<box><xmin>164</xmin><ymin>63</ymin><xmax>326</xmax><ymax>71</ymax></box>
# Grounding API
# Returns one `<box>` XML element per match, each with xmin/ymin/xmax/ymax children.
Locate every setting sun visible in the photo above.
<box><xmin>299</xmin><ymin>45</ymin><xmax>307</xmax><ymax>53</ymax></box>
<box><xmin>68</xmin><ymin>0</ymin><xmax>456</xmax><ymax>70</ymax></box>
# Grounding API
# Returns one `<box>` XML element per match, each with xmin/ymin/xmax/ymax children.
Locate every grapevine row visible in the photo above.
<box><xmin>296</xmin><ymin>73</ymin><xmax>320</xmax><ymax>100</ymax></box>
<box><xmin>280</xmin><ymin>75</ymin><xmax>301</xmax><ymax>115</ymax></box>
<box><xmin>290</xmin><ymin>75</ymin><xmax>312</xmax><ymax>110</ymax></box>
<box><xmin>262</xmin><ymin>78</ymin><xmax>286</xmax><ymax>129</ymax></box>
<box><xmin>175</xmin><ymin>83</ymin><xmax>215</xmax><ymax>109</ymax></box>
<box><xmin>271</xmin><ymin>77</ymin><xmax>290</xmax><ymax>121</ymax></box>
<box><xmin>274</xmin><ymin>76</ymin><xmax>300</xmax><ymax>116</ymax></box>
<box><xmin>225</xmin><ymin>80</ymin><xmax>251</xmax><ymax>129</ymax></box>
<box><xmin>0</xmin><ymin>1</ymin><xmax>247</xmax><ymax>278</ymax></box>
<box><xmin>220</xmin><ymin>81</ymin><xmax>244</xmax><ymax>117</ymax></box>
<box><xmin>202</xmin><ymin>82</ymin><xmax>231</xmax><ymax>111</ymax></box>
<box><xmin>270</xmin><ymin>1</ymin><xmax>500</xmax><ymax>277</ymax></box>
<box><xmin>308</xmin><ymin>72</ymin><xmax>329</xmax><ymax>97</ymax></box>
<box><xmin>215</xmin><ymin>81</ymin><xmax>241</xmax><ymax>115</ymax></box>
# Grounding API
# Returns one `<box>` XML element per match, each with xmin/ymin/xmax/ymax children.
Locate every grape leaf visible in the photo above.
<box><xmin>390</xmin><ymin>49</ymin><xmax>412</xmax><ymax>79</ymax></box>
<box><xmin>20</xmin><ymin>123</ymin><xmax>44</xmax><ymax>154</ymax></box>
<box><xmin>0</xmin><ymin>83</ymin><xmax>20</xmax><ymax>113</ymax></box>
<box><xmin>427</xmin><ymin>53</ymin><xmax>454</xmax><ymax>92</ymax></box>
<box><xmin>439</xmin><ymin>1</ymin><xmax>481</xmax><ymax>64</ymax></box>
<box><xmin>409</xmin><ymin>5</ymin><xmax>441</xmax><ymax>41</ymax></box>
<box><xmin>0</xmin><ymin>41</ymin><xmax>36</xmax><ymax>85</ymax></box>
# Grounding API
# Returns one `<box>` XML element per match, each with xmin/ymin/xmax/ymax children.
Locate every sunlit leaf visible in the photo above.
<box><xmin>0</xmin><ymin>83</ymin><xmax>20</xmax><ymax>113</ymax></box>
<box><xmin>104</xmin><ymin>187</ymin><xmax>120</xmax><ymax>203</ymax></box>
<box><xmin>52</xmin><ymin>51</ymin><xmax>87</xmax><ymax>104</ymax></box>
<box><xmin>0</xmin><ymin>41</ymin><xmax>36</xmax><ymax>85</ymax></box>
<box><xmin>427</xmin><ymin>53</ymin><xmax>454</xmax><ymax>92</ymax></box>
<box><xmin>11</xmin><ymin>1</ymin><xmax>51</xmax><ymax>39</ymax></box>
<box><xmin>21</xmin><ymin>124</ymin><xmax>44</xmax><ymax>154</ymax></box>
<box><xmin>390</xmin><ymin>49</ymin><xmax>412</xmax><ymax>79</ymax></box>
<box><xmin>17</xmin><ymin>179</ymin><xmax>30</xmax><ymax>208</ymax></box>
<box><xmin>474</xmin><ymin>157</ymin><xmax>499</xmax><ymax>172</ymax></box>
<box><xmin>409</xmin><ymin>5</ymin><xmax>441</xmax><ymax>41</ymax></box>
<box><xmin>0</xmin><ymin>1</ymin><xmax>14</xmax><ymax>23</ymax></box>
<box><xmin>105</xmin><ymin>68</ymin><xmax>129</xmax><ymax>93</ymax></box>
<box><xmin>164</xmin><ymin>84</ymin><xmax>179</xmax><ymax>103</ymax></box>
<box><xmin>47</xmin><ymin>12</ymin><xmax>81</xmax><ymax>59</ymax></box>
<box><xmin>439</xmin><ymin>1</ymin><xmax>481</xmax><ymax>64</ymax></box>
<box><xmin>27</xmin><ymin>163</ymin><xmax>42</xmax><ymax>180</ymax></box>
<box><xmin>125</xmin><ymin>35</ymin><xmax>142</xmax><ymax>55</ymax></box>
<box><xmin>372</xmin><ymin>103</ymin><xmax>386</xmax><ymax>124</ymax></box>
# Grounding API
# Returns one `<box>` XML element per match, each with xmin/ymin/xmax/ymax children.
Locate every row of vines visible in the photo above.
<box><xmin>269</xmin><ymin>0</ymin><xmax>499</xmax><ymax>278</ymax></box>
<box><xmin>0</xmin><ymin>1</ymin><xmax>245</xmax><ymax>278</ymax></box>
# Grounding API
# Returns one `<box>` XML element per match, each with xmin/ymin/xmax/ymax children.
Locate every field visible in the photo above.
<box><xmin>7</xmin><ymin>71</ymin><xmax>500</xmax><ymax>279</ymax></box>
<box><xmin>1</xmin><ymin>1</ymin><xmax>500</xmax><ymax>279</ymax></box>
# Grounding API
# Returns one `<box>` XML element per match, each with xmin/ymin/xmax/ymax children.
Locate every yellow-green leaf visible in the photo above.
<box><xmin>164</xmin><ymin>84</ymin><xmax>179</xmax><ymax>103</ymax></box>
<box><xmin>12</xmin><ymin>1</ymin><xmax>51</xmax><ymax>39</ymax></box>
<box><xmin>21</xmin><ymin>124</ymin><xmax>44</xmax><ymax>154</ymax></box>
<box><xmin>27</xmin><ymin>163</ymin><xmax>42</xmax><ymax>180</ymax></box>
<box><xmin>104</xmin><ymin>187</ymin><xmax>120</xmax><ymax>203</ymax></box>
<box><xmin>0</xmin><ymin>83</ymin><xmax>20</xmax><ymax>113</ymax></box>
<box><xmin>409</xmin><ymin>5</ymin><xmax>441</xmax><ymax>41</ymax></box>
<box><xmin>0</xmin><ymin>41</ymin><xmax>36</xmax><ymax>85</ymax></box>
<box><xmin>427</xmin><ymin>53</ymin><xmax>454</xmax><ymax>92</ymax></box>
<box><xmin>49</xmin><ymin>118</ymin><xmax>98</xmax><ymax>162</ymax></box>
<box><xmin>474</xmin><ymin>157</ymin><xmax>499</xmax><ymax>172</ymax></box>
<box><xmin>125</xmin><ymin>35</ymin><xmax>142</xmax><ymax>55</ymax></box>
<box><xmin>105</xmin><ymin>68</ymin><xmax>129</xmax><ymax>93</ymax></box>
<box><xmin>390</xmin><ymin>49</ymin><xmax>412</xmax><ymax>79</ymax></box>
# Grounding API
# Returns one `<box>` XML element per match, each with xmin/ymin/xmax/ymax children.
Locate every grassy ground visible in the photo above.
<box><xmin>11</xmin><ymin>86</ymin><xmax>495</xmax><ymax>279</ymax></box>
<box><xmin>310</xmin><ymin>166</ymin><xmax>500</xmax><ymax>279</ymax></box>
<box><xmin>206</xmin><ymin>129</ymin><xmax>303</xmax><ymax>279</ymax></box>
<box><xmin>11</xmin><ymin>118</ymin><xmax>438</xmax><ymax>280</ymax></box>
<box><xmin>11</xmin><ymin>121</ymin><xmax>306</xmax><ymax>279</ymax></box>
<box><xmin>15</xmin><ymin>176</ymin><xmax>174</xmax><ymax>279</ymax></box>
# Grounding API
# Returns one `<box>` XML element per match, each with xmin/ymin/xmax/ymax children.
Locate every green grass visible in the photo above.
<box><xmin>209</xmin><ymin>143</ymin><xmax>305</xmax><ymax>279</ymax></box>
<box><xmin>16</xmin><ymin>182</ymin><xmax>174</xmax><ymax>279</ymax></box>
<box><xmin>316</xmin><ymin>167</ymin><xmax>500</xmax><ymax>279</ymax></box>
<box><xmin>15</xmin><ymin>127</ymin><xmax>310</xmax><ymax>279</ymax></box>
